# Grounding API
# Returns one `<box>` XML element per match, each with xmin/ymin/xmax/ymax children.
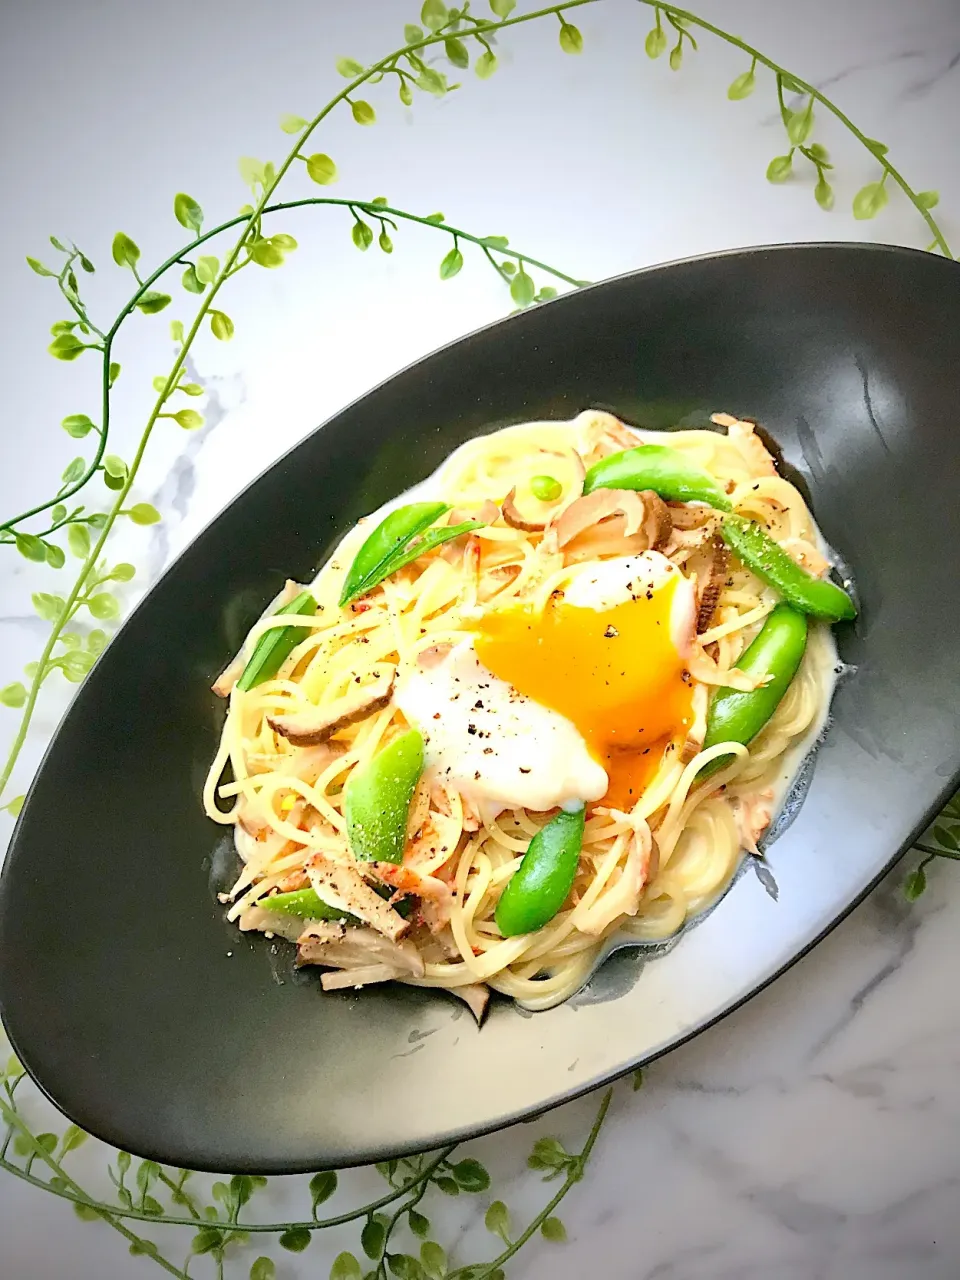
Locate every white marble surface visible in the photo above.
<box><xmin>2</xmin><ymin>0</ymin><xmax>959</xmax><ymax>1276</ymax></box>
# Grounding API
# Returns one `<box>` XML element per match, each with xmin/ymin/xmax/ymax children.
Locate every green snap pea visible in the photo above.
<box><xmin>258</xmin><ymin>888</ymin><xmax>355</xmax><ymax>922</ymax></box>
<box><xmin>344</xmin><ymin>729</ymin><xmax>424</xmax><ymax>864</ymax></box>
<box><xmin>495</xmin><ymin>804</ymin><xmax>585</xmax><ymax>938</ymax></box>
<box><xmin>236</xmin><ymin>589</ymin><xmax>317</xmax><ymax>691</ymax></box>
<box><xmin>721</xmin><ymin>515</ymin><xmax>856</xmax><ymax>621</ymax></box>
<box><xmin>339</xmin><ymin>502</ymin><xmax>446</xmax><ymax>605</ymax></box>
<box><xmin>583</xmin><ymin>444</ymin><xmax>733</xmax><ymax>511</ymax></box>
<box><xmin>700</xmin><ymin>603</ymin><xmax>808</xmax><ymax>778</ymax></box>
<box><xmin>530</xmin><ymin>474</ymin><xmax>562</xmax><ymax>502</ymax></box>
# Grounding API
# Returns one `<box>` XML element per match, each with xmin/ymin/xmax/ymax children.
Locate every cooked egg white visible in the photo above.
<box><xmin>395</xmin><ymin>641</ymin><xmax>608</xmax><ymax>813</ymax></box>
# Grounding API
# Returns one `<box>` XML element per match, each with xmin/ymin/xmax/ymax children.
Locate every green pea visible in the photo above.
<box><xmin>583</xmin><ymin>444</ymin><xmax>733</xmax><ymax>510</ymax></box>
<box><xmin>721</xmin><ymin>515</ymin><xmax>856</xmax><ymax>621</ymax></box>
<box><xmin>700</xmin><ymin>603</ymin><xmax>808</xmax><ymax>777</ymax></box>
<box><xmin>344</xmin><ymin>729</ymin><xmax>424</xmax><ymax>864</ymax></box>
<box><xmin>236</xmin><ymin>590</ymin><xmax>316</xmax><ymax>691</ymax></box>
<box><xmin>495</xmin><ymin>804</ymin><xmax>585</xmax><ymax>938</ymax></box>
<box><xmin>530</xmin><ymin>474</ymin><xmax>562</xmax><ymax>502</ymax></box>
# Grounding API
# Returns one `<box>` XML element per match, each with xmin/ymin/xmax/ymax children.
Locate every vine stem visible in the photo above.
<box><xmin>447</xmin><ymin>1088</ymin><xmax>613</xmax><ymax>1280</ymax></box>
<box><xmin>0</xmin><ymin>1096</ymin><xmax>455</xmax><ymax>1235</ymax></box>
<box><xmin>0</xmin><ymin>1093</ymin><xmax>189</xmax><ymax>1280</ymax></box>
<box><xmin>644</xmin><ymin>2</ymin><xmax>953</xmax><ymax>258</ymax></box>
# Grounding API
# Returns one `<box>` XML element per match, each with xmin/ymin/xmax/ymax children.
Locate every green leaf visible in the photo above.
<box><xmin>371</xmin><ymin>195</ymin><xmax>389</xmax><ymax>206</ymax></box>
<box><xmin>536</xmin><ymin>285</ymin><xmax>558</xmax><ymax>302</ymax></box>
<box><xmin>51</xmin><ymin>504</ymin><xmax>67</xmax><ymax>523</ymax></box>
<box><xmin>419</xmin><ymin>1242</ymin><xmax>446</xmax><ymax>1280</ymax></box>
<box><xmin>425</xmin><ymin>212</ymin><xmax>446</xmax><ymax>224</ymax></box>
<box><xmin>61</xmin><ymin>456</ymin><xmax>86</xmax><ymax>485</ymax></box>
<box><xmin>171</xmin><ymin>408</ymin><xmax>204</xmax><ymax>430</ymax></box>
<box><xmin>2</xmin><ymin>795</ymin><xmax>25</xmax><ymax>817</ymax></box>
<box><xmin>917</xmin><ymin>190</ymin><xmax>940</xmax><ymax>210</ymax></box>
<box><xmin>4</xmin><ymin>1053</ymin><xmax>24</xmax><ymax>1078</ymax></box>
<box><xmin>510</xmin><ymin>268</ymin><xmax>535</xmax><ymax>308</ymax></box>
<box><xmin>109</xmin><ymin>362</ymin><xmax>121</xmax><ymax>387</ymax></box>
<box><xmin>632</xmin><ymin>1067</ymin><xmax>644</xmax><ymax>1090</ymax></box>
<box><xmin>173</xmin><ymin>192</ymin><xmax>203</xmax><ymax>233</ymax></box>
<box><xmin>559</xmin><ymin>22</ymin><xmax>583</xmax><ymax>54</ymax></box>
<box><xmin>238</xmin><ymin>156</ymin><xmax>267</xmax><ymax>189</ymax></box>
<box><xmin>250</xmin><ymin>1260</ymin><xmax>276</xmax><ymax>1280</ymax></box>
<box><xmin>195</xmin><ymin>255</ymin><xmax>219</xmax><ymax>284</ymax></box>
<box><xmin>787</xmin><ymin>100</ymin><xmax>814</xmax><ymax>145</ymax></box>
<box><xmin>669</xmin><ymin>43</ymin><xmax>683</xmax><ymax>71</ymax></box>
<box><xmin>210</xmin><ymin>310</ymin><xmax>235</xmax><ymax>341</ymax></box>
<box><xmin>529</xmin><ymin>1136</ymin><xmax>569</xmax><ymax>1168</ymax></box>
<box><xmin>306</xmin><ymin>153</ymin><xmax>338</xmax><ymax>185</ymax></box>
<box><xmin>108</xmin><ymin>562</ymin><xmax>136</xmax><ymax>582</ymax></box>
<box><xmin>351</xmin><ymin>99</ymin><xmax>377</xmax><ymax>125</ymax></box>
<box><xmin>171</xmin><ymin>319</ymin><xmax>185</xmax><ymax>343</ymax></box>
<box><xmin>815</xmin><ymin>177</ymin><xmax>834</xmax><ymax>211</ymax></box>
<box><xmin>44</xmin><ymin>542</ymin><xmax>65</xmax><ymax>569</ymax></box>
<box><xmin>27</xmin><ymin>255</ymin><xmax>57</xmax><ymax>277</ymax></box>
<box><xmin>111</xmin><ymin>231</ymin><xmax>141</xmax><ymax>270</ymax></box>
<box><xmin>128</xmin><ymin>503</ymin><xmax>161</xmax><ymax>525</ymax></box>
<box><xmin>903</xmin><ymin>866</ymin><xmax>927</xmax><ymax>900</ymax></box>
<box><xmin>435</xmin><ymin>1176</ymin><xmax>460</xmax><ymax>1195</ymax></box>
<box><xmin>404</xmin><ymin>24</ymin><xmax>425</xmax><ymax>42</ymax></box>
<box><xmin>542</xmin><ymin>1215</ymin><xmax>567</xmax><ymax>1242</ymax></box>
<box><xmin>88</xmin><ymin>629</ymin><xmax>109</xmax><ymax>653</ymax></box>
<box><xmin>853</xmin><ymin>181</ymin><xmax>888</xmax><ymax>220</ymax></box>
<box><xmin>15</xmin><ymin>533</ymin><xmax>47</xmax><ymax>562</ymax></box>
<box><xmin>490</xmin><ymin>0</ymin><xmax>515</xmax><ymax>13</ymax></box>
<box><xmin>387</xmin><ymin>1257</ymin><xmax>424</xmax><ymax>1280</ymax></box>
<box><xmin>450</xmin><ymin>1157</ymin><xmax>490</xmax><ymax>1192</ymax></box>
<box><xmin>439</xmin><ymin>245</ymin><xmax>463</xmax><ymax>279</ymax></box>
<box><xmin>153</xmin><ymin>376</ymin><xmax>169</xmax><ymax>393</ymax></box>
<box><xmin>475</xmin><ymin>50</ymin><xmax>498</xmax><ymax>78</ymax></box>
<box><xmin>485</xmin><ymin>1200</ymin><xmax>510</xmax><ymax>1238</ymax></box>
<box><xmin>806</xmin><ymin>141</ymin><xmax>830</xmax><ymax>164</ymax></box>
<box><xmin>87</xmin><ymin>592</ymin><xmax>120</xmax><ymax>620</ymax></box>
<box><xmin>329</xmin><ymin>1251</ymin><xmax>363</xmax><ymax>1279</ymax></box>
<box><xmin>67</xmin><ymin>523</ymin><xmax>91</xmax><ymax>558</ymax></box>
<box><xmin>180</xmin><ymin>381</ymin><xmax>204</xmax><ymax>395</ymax></box>
<box><xmin>136</xmin><ymin>290</ymin><xmax>172</xmax><ymax>315</ymax></box>
<box><xmin>378</xmin><ymin>229</ymin><xmax>394</xmax><ymax>254</ymax></box>
<box><xmin>74</xmin><ymin>1202</ymin><xmax>101</xmax><ymax>1222</ymax></box>
<box><xmin>864</xmin><ymin>137</ymin><xmax>889</xmax><ymax>157</ymax></box>
<box><xmin>32</xmin><ymin>592</ymin><xmax>65</xmax><ymax>622</ymax></box>
<box><xmin>445</xmin><ymin>36</ymin><xmax>469</xmax><ymax>67</ymax></box>
<box><xmin>79</xmin><ymin>253</ymin><xmax>95</xmax><ymax>273</ymax></box>
<box><xmin>399</xmin><ymin>81</ymin><xmax>414</xmax><ymax>106</ymax></box>
<box><xmin>421</xmin><ymin>0</ymin><xmax>447</xmax><ymax>30</ymax></box>
<box><xmin>408</xmin><ymin>1209</ymin><xmax>430</xmax><ymax>1238</ymax></box>
<box><xmin>336</xmin><ymin>56</ymin><xmax>365</xmax><ymax>77</ymax></box>
<box><xmin>102</xmin><ymin>454</ymin><xmax>127</xmax><ymax>480</ymax></box>
<box><xmin>280</xmin><ymin>1228</ymin><xmax>312</xmax><ymax>1253</ymax></box>
<box><xmin>645</xmin><ymin>26</ymin><xmax>668</xmax><ymax>58</ymax></box>
<box><xmin>352</xmin><ymin>220</ymin><xmax>374</xmax><ymax>251</ymax></box>
<box><xmin>87</xmin><ymin>513</ymin><xmax>108</xmax><ymax>529</ymax></box>
<box><xmin>280</xmin><ymin>113</ymin><xmax>308</xmax><ymax>134</ymax></box>
<box><xmin>182</xmin><ymin>264</ymin><xmax>204</xmax><ymax>294</ymax></box>
<box><xmin>361</xmin><ymin>1219</ymin><xmax>386</xmax><ymax>1260</ymax></box>
<box><xmin>0</xmin><ymin>682</ymin><xmax>27</xmax><ymax>708</ymax></box>
<box><xmin>728</xmin><ymin>69</ymin><xmax>755</xmax><ymax>99</ymax></box>
<box><xmin>62</xmin><ymin>413</ymin><xmax>96</xmax><ymax>438</ymax></box>
<box><xmin>192</xmin><ymin>1228</ymin><xmax>224</xmax><ymax>1255</ymax></box>
<box><xmin>933</xmin><ymin>825</ymin><xmax>960</xmax><ymax>852</ymax></box>
<box><xmin>310</xmin><ymin>1170</ymin><xmax>338</xmax><ymax>1207</ymax></box>
<box><xmin>483</xmin><ymin>234</ymin><xmax>509</xmax><ymax>249</ymax></box>
<box><xmin>48</xmin><ymin>332</ymin><xmax>86</xmax><ymax>361</ymax></box>
<box><xmin>766</xmin><ymin>153</ymin><xmax>793</xmax><ymax>183</ymax></box>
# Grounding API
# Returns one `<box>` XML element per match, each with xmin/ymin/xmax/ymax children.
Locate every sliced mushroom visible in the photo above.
<box><xmin>211</xmin><ymin>579</ymin><xmax>303</xmax><ymax>697</ymax></box>
<box><xmin>667</xmin><ymin>502</ymin><xmax>715</xmax><ymax>531</ymax></box>
<box><xmin>478</xmin><ymin>562</ymin><xmax>522</xmax><ymax>602</ymax></box>
<box><xmin>298</xmin><ymin>920</ymin><xmax>347</xmax><ymax>945</ymax></box>
<box><xmin>447</xmin><ymin>499</ymin><xmax>500</xmax><ymax>527</ymax></box>
<box><xmin>451</xmin><ymin>984</ymin><xmax>491</xmax><ymax>1026</ymax></box>
<box><xmin>366</xmin><ymin>861</ymin><xmax>454</xmax><ymax>934</ymax></box>
<box><xmin>306</xmin><ymin>854</ymin><xmax>409</xmax><ymax>941</ymax></box>
<box><xmin>267</xmin><ymin>670</ymin><xmax>395</xmax><ymax>746</ymax></box>
<box><xmin>696</xmin><ymin>536</ymin><xmax>729</xmax><ymax>634</ymax></box>
<box><xmin>500</xmin><ymin>450</ymin><xmax>586</xmax><ymax>531</ymax></box>
<box><xmin>297</xmin><ymin>926</ymin><xmax>425</xmax><ymax>985</ymax></box>
<box><xmin>556</xmin><ymin>488</ymin><xmax>672</xmax><ymax>556</ymax></box>
<box><xmin>237</xmin><ymin>904</ymin><xmax>304</xmax><ymax>943</ymax></box>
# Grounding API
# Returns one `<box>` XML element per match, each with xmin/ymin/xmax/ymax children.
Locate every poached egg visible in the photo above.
<box><xmin>395</xmin><ymin>553</ymin><xmax>696</xmax><ymax>814</ymax></box>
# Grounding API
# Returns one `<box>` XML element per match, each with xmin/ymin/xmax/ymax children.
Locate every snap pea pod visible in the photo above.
<box><xmin>344</xmin><ymin>729</ymin><xmax>424</xmax><ymax>864</ymax></box>
<box><xmin>258</xmin><ymin>888</ymin><xmax>356</xmax><ymax>922</ymax></box>
<box><xmin>583</xmin><ymin>444</ymin><xmax>733</xmax><ymax>511</ymax></box>
<box><xmin>235</xmin><ymin>590</ymin><xmax>317</xmax><ymax>692</ymax></box>
<box><xmin>339</xmin><ymin>502</ymin><xmax>449</xmax><ymax>606</ymax></box>
<box><xmin>495</xmin><ymin>804</ymin><xmax>586</xmax><ymax>938</ymax></box>
<box><xmin>699</xmin><ymin>603</ymin><xmax>808</xmax><ymax>778</ymax></box>
<box><xmin>720</xmin><ymin>515</ymin><xmax>856</xmax><ymax>621</ymax></box>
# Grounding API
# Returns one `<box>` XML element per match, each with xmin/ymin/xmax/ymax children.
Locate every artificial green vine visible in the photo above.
<box><xmin>0</xmin><ymin>1046</ymin><xmax>614</xmax><ymax>1280</ymax></box>
<box><xmin>0</xmin><ymin>0</ymin><xmax>956</xmax><ymax>1274</ymax></box>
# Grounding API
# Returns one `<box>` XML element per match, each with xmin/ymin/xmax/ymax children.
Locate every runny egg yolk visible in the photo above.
<box><xmin>473</xmin><ymin>578</ymin><xmax>693</xmax><ymax>809</ymax></box>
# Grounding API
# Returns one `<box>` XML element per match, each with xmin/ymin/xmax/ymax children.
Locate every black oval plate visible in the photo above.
<box><xmin>3</xmin><ymin>245</ymin><xmax>960</xmax><ymax>1173</ymax></box>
